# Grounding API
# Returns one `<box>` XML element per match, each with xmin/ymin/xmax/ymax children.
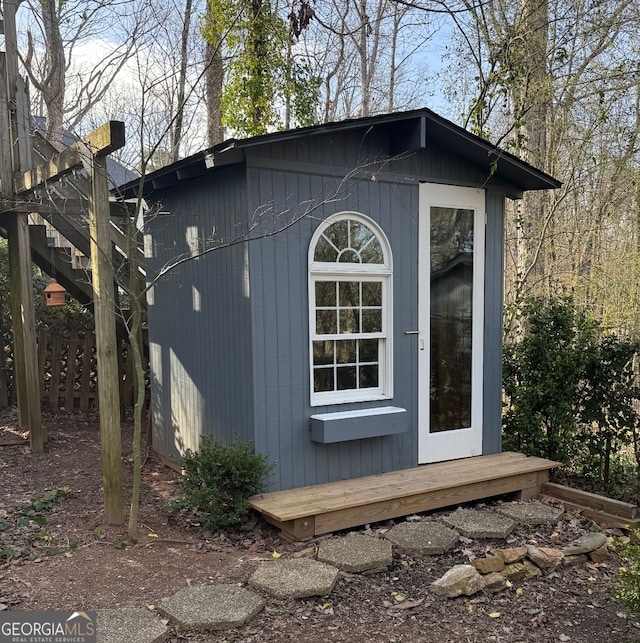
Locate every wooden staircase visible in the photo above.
<box><xmin>249</xmin><ymin>451</ymin><xmax>560</xmax><ymax>541</ymax></box>
<box><xmin>0</xmin><ymin>130</ymin><xmax>146</xmax><ymax>345</ymax></box>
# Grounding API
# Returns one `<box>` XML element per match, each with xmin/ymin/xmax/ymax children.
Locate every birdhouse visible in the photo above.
<box><xmin>44</xmin><ymin>278</ymin><xmax>66</xmax><ymax>306</ymax></box>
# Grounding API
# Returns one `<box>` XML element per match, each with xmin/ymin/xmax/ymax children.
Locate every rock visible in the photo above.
<box><xmin>526</xmin><ymin>545</ymin><xmax>564</xmax><ymax>574</ymax></box>
<box><xmin>483</xmin><ymin>572</ymin><xmax>509</xmax><ymax>594</ymax></box>
<box><xmin>562</xmin><ymin>532</ymin><xmax>607</xmax><ymax>556</ymax></box>
<box><xmin>494</xmin><ymin>547</ymin><xmax>528</xmax><ymax>564</ymax></box>
<box><xmin>589</xmin><ymin>545</ymin><xmax>610</xmax><ymax>563</ymax></box>
<box><xmin>430</xmin><ymin>565</ymin><xmax>486</xmax><ymax>598</ymax></box>
<box><xmin>563</xmin><ymin>554</ymin><xmax>588</xmax><ymax>567</ymax></box>
<box><xmin>523</xmin><ymin>559</ymin><xmax>542</xmax><ymax>579</ymax></box>
<box><xmin>501</xmin><ymin>562</ymin><xmax>527</xmax><ymax>583</ymax></box>
<box><xmin>471</xmin><ymin>556</ymin><xmax>505</xmax><ymax>574</ymax></box>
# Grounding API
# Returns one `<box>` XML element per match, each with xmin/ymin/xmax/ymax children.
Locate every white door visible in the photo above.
<box><xmin>418</xmin><ymin>183</ymin><xmax>485</xmax><ymax>463</ymax></box>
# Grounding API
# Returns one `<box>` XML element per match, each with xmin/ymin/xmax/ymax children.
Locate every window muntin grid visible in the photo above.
<box><xmin>309</xmin><ymin>213</ymin><xmax>392</xmax><ymax>405</ymax></box>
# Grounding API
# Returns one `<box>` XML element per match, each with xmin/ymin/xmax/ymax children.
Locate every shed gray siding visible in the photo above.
<box><xmin>145</xmin><ymin>166</ymin><xmax>255</xmax><ymax>459</ymax></box>
<box><xmin>142</xmin><ymin>119</ymin><xmax>519</xmax><ymax>492</ymax></box>
<box><xmin>243</xmin><ymin>127</ymin><xmax>508</xmax><ymax>491</ymax></box>
<box><xmin>483</xmin><ymin>189</ymin><xmax>506</xmax><ymax>456</ymax></box>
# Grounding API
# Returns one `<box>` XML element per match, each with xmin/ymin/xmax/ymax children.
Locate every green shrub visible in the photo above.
<box><xmin>173</xmin><ymin>435</ymin><xmax>274</xmax><ymax>532</ymax></box>
<box><xmin>503</xmin><ymin>295</ymin><xmax>640</xmax><ymax>488</ymax></box>
<box><xmin>611</xmin><ymin>532</ymin><xmax>640</xmax><ymax>613</ymax></box>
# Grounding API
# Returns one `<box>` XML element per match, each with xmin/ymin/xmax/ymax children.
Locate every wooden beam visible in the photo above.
<box><xmin>17</xmin><ymin>121</ymin><xmax>125</xmax><ymax>194</ymax></box>
<box><xmin>0</xmin><ymin>53</ymin><xmax>12</xmax><ymax>198</ymax></box>
<box><xmin>88</xmin><ymin>147</ymin><xmax>124</xmax><ymax>525</ymax></box>
<box><xmin>6</xmin><ymin>213</ymin><xmax>44</xmax><ymax>451</ymax></box>
<box><xmin>79</xmin><ymin>121</ymin><xmax>125</xmax><ymax>158</ymax></box>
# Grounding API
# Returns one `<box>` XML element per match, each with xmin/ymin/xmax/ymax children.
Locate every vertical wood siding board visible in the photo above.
<box><xmin>272</xmin><ymin>167</ymin><xmax>296</xmax><ymax>491</ymax></box>
<box><xmin>231</xmin><ymin>171</ymin><xmax>254</xmax><ymax>446</ymax></box>
<box><xmin>286</xmin><ymin>171</ymin><xmax>310</xmax><ymax>490</ymax></box>
<box><xmin>409</xmin><ymin>184</ymin><xmax>420</xmax><ymax>463</ymax></box>
<box><xmin>249</xmin><ymin>166</ymin><xmax>284</xmax><ymax>489</ymax></box>
<box><xmin>482</xmin><ymin>189</ymin><xmax>505</xmax><ymax>455</ymax></box>
<box><xmin>268</xmin><ymin>167</ymin><xmax>289</xmax><ymax>490</ymax></box>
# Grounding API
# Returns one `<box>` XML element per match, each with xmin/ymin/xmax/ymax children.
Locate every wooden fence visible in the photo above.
<box><xmin>36</xmin><ymin>330</ymin><xmax>138</xmax><ymax>410</ymax></box>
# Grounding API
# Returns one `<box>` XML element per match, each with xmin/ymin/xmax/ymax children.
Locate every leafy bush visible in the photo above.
<box><xmin>611</xmin><ymin>532</ymin><xmax>640</xmax><ymax>613</ymax></box>
<box><xmin>173</xmin><ymin>436</ymin><xmax>274</xmax><ymax>532</ymax></box>
<box><xmin>503</xmin><ymin>295</ymin><xmax>599</xmax><ymax>463</ymax></box>
<box><xmin>503</xmin><ymin>295</ymin><xmax>640</xmax><ymax>495</ymax></box>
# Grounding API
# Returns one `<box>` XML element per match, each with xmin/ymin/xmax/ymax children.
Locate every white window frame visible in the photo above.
<box><xmin>308</xmin><ymin>212</ymin><xmax>393</xmax><ymax>406</ymax></box>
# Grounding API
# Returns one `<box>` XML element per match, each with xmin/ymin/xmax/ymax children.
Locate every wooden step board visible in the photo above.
<box><xmin>249</xmin><ymin>452</ymin><xmax>560</xmax><ymax>541</ymax></box>
<box><xmin>540</xmin><ymin>482</ymin><xmax>640</xmax><ymax>530</ymax></box>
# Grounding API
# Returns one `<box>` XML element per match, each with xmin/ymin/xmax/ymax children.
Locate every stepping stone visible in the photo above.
<box><xmin>317</xmin><ymin>533</ymin><xmax>393</xmax><ymax>573</ymax></box>
<box><xmin>496</xmin><ymin>502</ymin><xmax>565</xmax><ymax>526</ymax></box>
<box><xmin>249</xmin><ymin>559</ymin><xmax>339</xmax><ymax>599</ymax></box>
<box><xmin>385</xmin><ymin>521</ymin><xmax>459</xmax><ymax>555</ymax></box>
<box><xmin>158</xmin><ymin>584</ymin><xmax>265</xmax><ymax>632</ymax></box>
<box><xmin>97</xmin><ymin>608</ymin><xmax>168</xmax><ymax>643</ymax></box>
<box><xmin>442</xmin><ymin>508</ymin><xmax>515</xmax><ymax>539</ymax></box>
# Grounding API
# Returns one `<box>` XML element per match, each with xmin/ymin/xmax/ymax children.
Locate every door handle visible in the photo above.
<box><xmin>420</xmin><ymin>338</ymin><xmax>424</xmax><ymax>351</ymax></box>
<box><xmin>404</xmin><ymin>330</ymin><xmax>419</xmax><ymax>335</ymax></box>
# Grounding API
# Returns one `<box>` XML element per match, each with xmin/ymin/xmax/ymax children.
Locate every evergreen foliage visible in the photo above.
<box><xmin>503</xmin><ymin>295</ymin><xmax>640</xmax><ymax>496</ymax></box>
<box><xmin>173</xmin><ymin>435</ymin><xmax>274</xmax><ymax>532</ymax></box>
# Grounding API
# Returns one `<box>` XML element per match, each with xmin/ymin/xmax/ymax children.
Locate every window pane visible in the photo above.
<box><xmin>316</xmin><ymin>310</ymin><xmax>337</xmax><ymax>334</ymax></box>
<box><xmin>430</xmin><ymin>206</ymin><xmax>473</xmax><ymax>432</ymax></box>
<box><xmin>314</xmin><ymin>368</ymin><xmax>334</xmax><ymax>392</ymax></box>
<box><xmin>350</xmin><ymin>221</ymin><xmax>373</xmax><ymax>250</ymax></box>
<box><xmin>338</xmin><ymin>249</ymin><xmax>360</xmax><ymax>263</ymax></box>
<box><xmin>314</xmin><ymin>237</ymin><xmax>338</xmax><ymax>262</ymax></box>
<box><xmin>361</xmin><ymin>309</ymin><xmax>382</xmax><ymax>333</ymax></box>
<box><xmin>339</xmin><ymin>308</ymin><xmax>359</xmax><ymax>334</ymax></box>
<box><xmin>359</xmin><ymin>365</ymin><xmax>378</xmax><ymax>388</ymax></box>
<box><xmin>323</xmin><ymin>220</ymin><xmax>349</xmax><ymax>251</ymax></box>
<box><xmin>336</xmin><ymin>339</ymin><xmax>356</xmax><ymax>364</ymax></box>
<box><xmin>336</xmin><ymin>366</ymin><xmax>356</xmax><ymax>390</ymax></box>
<box><xmin>316</xmin><ymin>281</ymin><xmax>336</xmax><ymax>307</ymax></box>
<box><xmin>359</xmin><ymin>339</ymin><xmax>378</xmax><ymax>362</ymax></box>
<box><xmin>338</xmin><ymin>282</ymin><xmax>360</xmax><ymax>307</ymax></box>
<box><xmin>362</xmin><ymin>282</ymin><xmax>382</xmax><ymax>306</ymax></box>
<box><xmin>313</xmin><ymin>340</ymin><xmax>334</xmax><ymax>366</ymax></box>
<box><xmin>360</xmin><ymin>238</ymin><xmax>383</xmax><ymax>263</ymax></box>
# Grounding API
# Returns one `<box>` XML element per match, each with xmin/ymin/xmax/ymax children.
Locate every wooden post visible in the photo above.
<box><xmin>1</xmin><ymin>0</ymin><xmax>43</xmax><ymax>449</ymax></box>
<box><xmin>85</xmin><ymin>121</ymin><xmax>126</xmax><ymax>525</ymax></box>
<box><xmin>5</xmin><ymin>214</ymin><xmax>44</xmax><ymax>450</ymax></box>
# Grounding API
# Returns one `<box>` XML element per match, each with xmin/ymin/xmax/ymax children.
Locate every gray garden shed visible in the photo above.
<box><xmin>128</xmin><ymin>108</ymin><xmax>559</xmax><ymax>492</ymax></box>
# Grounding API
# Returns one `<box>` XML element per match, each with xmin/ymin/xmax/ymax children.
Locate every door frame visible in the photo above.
<box><xmin>418</xmin><ymin>183</ymin><xmax>485</xmax><ymax>464</ymax></box>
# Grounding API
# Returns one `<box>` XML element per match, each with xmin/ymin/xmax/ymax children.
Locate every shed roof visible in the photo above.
<box><xmin>119</xmin><ymin>108</ymin><xmax>560</xmax><ymax>199</ymax></box>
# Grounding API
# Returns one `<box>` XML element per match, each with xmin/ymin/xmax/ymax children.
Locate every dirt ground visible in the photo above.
<box><xmin>1</xmin><ymin>409</ymin><xmax>640</xmax><ymax>642</ymax></box>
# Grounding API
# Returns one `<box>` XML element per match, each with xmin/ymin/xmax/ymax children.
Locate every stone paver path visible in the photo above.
<box><xmin>94</xmin><ymin>500</ymin><xmax>614</xmax><ymax>642</ymax></box>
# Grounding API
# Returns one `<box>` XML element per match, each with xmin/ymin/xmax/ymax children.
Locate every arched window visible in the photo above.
<box><xmin>309</xmin><ymin>213</ymin><xmax>393</xmax><ymax>405</ymax></box>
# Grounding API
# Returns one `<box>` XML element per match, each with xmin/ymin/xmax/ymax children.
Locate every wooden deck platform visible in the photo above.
<box><xmin>249</xmin><ymin>452</ymin><xmax>560</xmax><ymax>540</ymax></box>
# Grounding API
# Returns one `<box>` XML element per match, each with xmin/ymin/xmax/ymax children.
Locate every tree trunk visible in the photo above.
<box><xmin>205</xmin><ymin>39</ymin><xmax>224</xmax><ymax>147</ymax></box>
<box><xmin>170</xmin><ymin>0</ymin><xmax>193</xmax><ymax>163</ymax></box>
<box><xmin>513</xmin><ymin>0</ymin><xmax>550</xmax><ymax>297</ymax></box>
<box><xmin>40</xmin><ymin>0</ymin><xmax>66</xmax><ymax>147</ymax></box>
